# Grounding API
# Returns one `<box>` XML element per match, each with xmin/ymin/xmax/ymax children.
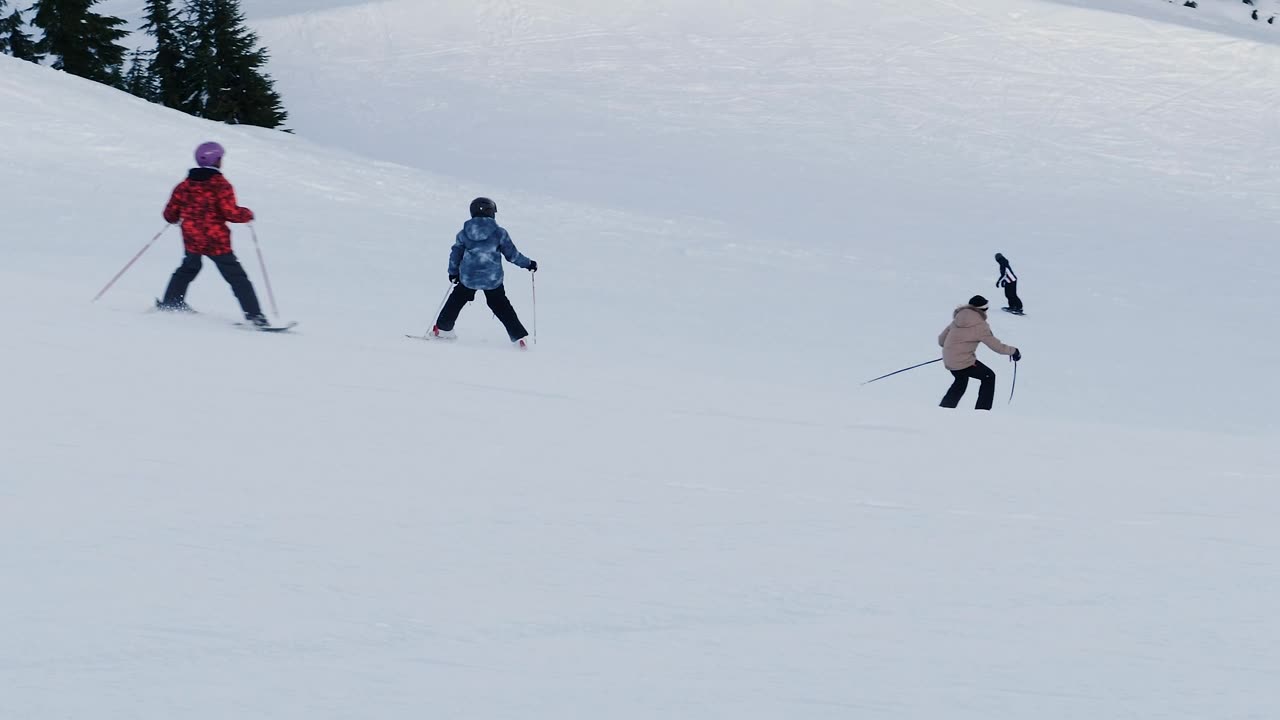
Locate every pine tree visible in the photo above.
<box><xmin>104</xmin><ymin>62</ymin><xmax>125</xmax><ymax>91</ymax></box>
<box><xmin>31</xmin><ymin>0</ymin><xmax>130</xmax><ymax>84</ymax></box>
<box><xmin>142</xmin><ymin>0</ymin><xmax>184</xmax><ymax>109</ymax></box>
<box><xmin>123</xmin><ymin>47</ymin><xmax>159</xmax><ymax>101</ymax></box>
<box><xmin>181</xmin><ymin>0</ymin><xmax>287</xmax><ymax>129</ymax></box>
<box><xmin>178</xmin><ymin>0</ymin><xmax>217</xmax><ymax>117</ymax></box>
<box><xmin>0</xmin><ymin>6</ymin><xmax>42</xmax><ymax>62</ymax></box>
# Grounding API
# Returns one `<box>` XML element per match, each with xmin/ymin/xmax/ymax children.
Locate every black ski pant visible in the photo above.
<box><xmin>435</xmin><ymin>283</ymin><xmax>529</xmax><ymax>341</ymax></box>
<box><xmin>940</xmin><ymin>360</ymin><xmax>997</xmax><ymax>410</ymax></box>
<box><xmin>1003</xmin><ymin>281</ymin><xmax>1023</xmax><ymax>312</ymax></box>
<box><xmin>163</xmin><ymin>251</ymin><xmax>262</xmax><ymax>316</ymax></box>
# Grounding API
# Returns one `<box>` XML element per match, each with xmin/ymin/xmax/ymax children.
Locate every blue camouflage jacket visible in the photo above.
<box><xmin>448</xmin><ymin>217</ymin><xmax>533</xmax><ymax>291</ymax></box>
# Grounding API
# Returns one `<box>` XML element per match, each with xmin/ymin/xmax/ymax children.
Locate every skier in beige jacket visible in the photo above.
<box><xmin>937</xmin><ymin>295</ymin><xmax>1020</xmax><ymax>410</ymax></box>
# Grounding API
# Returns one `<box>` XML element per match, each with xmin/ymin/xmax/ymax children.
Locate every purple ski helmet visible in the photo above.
<box><xmin>194</xmin><ymin>141</ymin><xmax>225</xmax><ymax>168</ymax></box>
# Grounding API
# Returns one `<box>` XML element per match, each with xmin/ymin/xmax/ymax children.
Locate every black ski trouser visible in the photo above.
<box><xmin>940</xmin><ymin>360</ymin><xmax>997</xmax><ymax>410</ymax></box>
<box><xmin>163</xmin><ymin>251</ymin><xmax>262</xmax><ymax>316</ymax></box>
<box><xmin>1003</xmin><ymin>280</ymin><xmax>1023</xmax><ymax>312</ymax></box>
<box><xmin>435</xmin><ymin>283</ymin><xmax>529</xmax><ymax>341</ymax></box>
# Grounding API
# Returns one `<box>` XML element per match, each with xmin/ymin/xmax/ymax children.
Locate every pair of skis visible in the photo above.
<box><xmin>241</xmin><ymin>321</ymin><xmax>298</xmax><ymax>333</ymax></box>
<box><xmin>404</xmin><ymin>333</ymin><xmax>529</xmax><ymax>350</ymax></box>
<box><xmin>154</xmin><ymin>299</ymin><xmax>297</xmax><ymax>332</ymax></box>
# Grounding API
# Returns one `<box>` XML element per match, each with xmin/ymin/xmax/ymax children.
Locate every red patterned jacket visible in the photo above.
<box><xmin>163</xmin><ymin>168</ymin><xmax>255</xmax><ymax>255</ymax></box>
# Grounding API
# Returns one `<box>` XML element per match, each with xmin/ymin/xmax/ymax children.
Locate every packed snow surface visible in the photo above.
<box><xmin>3</xmin><ymin>0</ymin><xmax>1278</xmax><ymax>718</ymax></box>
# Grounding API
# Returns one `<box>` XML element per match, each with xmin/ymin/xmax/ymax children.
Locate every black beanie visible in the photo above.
<box><xmin>968</xmin><ymin>295</ymin><xmax>989</xmax><ymax>310</ymax></box>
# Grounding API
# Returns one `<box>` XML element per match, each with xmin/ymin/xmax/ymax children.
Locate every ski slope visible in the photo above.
<box><xmin>4</xmin><ymin>0</ymin><xmax>1280</xmax><ymax>718</ymax></box>
<box><xmin>1057</xmin><ymin>0</ymin><xmax>1280</xmax><ymax>35</ymax></box>
<box><xmin>244</xmin><ymin>0</ymin><xmax>1280</xmax><ymax>429</ymax></box>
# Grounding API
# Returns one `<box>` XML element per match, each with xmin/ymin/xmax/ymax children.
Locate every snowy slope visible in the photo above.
<box><xmin>244</xmin><ymin>0</ymin><xmax>1280</xmax><ymax>430</ymax></box>
<box><xmin>1054</xmin><ymin>0</ymin><xmax>1280</xmax><ymax>35</ymax></box>
<box><xmin>4</xmin><ymin>0</ymin><xmax>1280</xmax><ymax>718</ymax></box>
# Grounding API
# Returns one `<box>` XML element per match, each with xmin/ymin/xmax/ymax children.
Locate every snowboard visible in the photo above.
<box><xmin>1001</xmin><ymin>307</ymin><xmax>1025</xmax><ymax>316</ymax></box>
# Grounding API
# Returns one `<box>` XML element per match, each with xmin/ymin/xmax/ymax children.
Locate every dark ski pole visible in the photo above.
<box><xmin>1009</xmin><ymin>358</ymin><xmax>1018</xmax><ymax>404</ymax></box>
<box><xmin>862</xmin><ymin>358</ymin><xmax>943</xmax><ymax>385</ymax></box>
<box><xmin>92</xmin><ymin>224</ymin><xmax>171</xmax><ymax>302</ymax></box>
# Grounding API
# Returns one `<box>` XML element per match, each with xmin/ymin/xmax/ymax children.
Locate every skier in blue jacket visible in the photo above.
<box><xmin>430</xmin><ymin>197</ymin><xmax>538</xmax><ymax>346</ymax></box>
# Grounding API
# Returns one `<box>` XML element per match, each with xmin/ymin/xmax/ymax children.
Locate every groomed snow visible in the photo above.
<box><xmin>3</xmin><ymin>0</ymin><xmax>1279</xmax><ymax>717</ymax></box>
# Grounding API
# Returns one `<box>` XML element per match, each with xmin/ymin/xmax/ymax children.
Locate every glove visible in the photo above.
<box><xmin>527</xmin><ymin>260</ymin><xmax>538</xmax><ymax>272</ymax></box>
<box><xmin>449</xmin><ymin>274</ymin><xmax>459</xmax><ymax>284</ymax></box>
<box><xmin>1011</xmin><ymin>349</ymin><xmax>1022</xmax><ymax>362</ymax></box>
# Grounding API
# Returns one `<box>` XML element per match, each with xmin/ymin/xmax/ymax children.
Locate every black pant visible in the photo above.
<box><xmin>435</xmin><ymin>283</ymin><xmax>528</xmax><ymax>341</ymax></box>
<box><xmin>163</xmin><ymin>252</ymin><xmax>262</xmax><ymax>316</ymax></box>
<box><xmin>1003</xmin><ymin>281</ymin><xmax>1023</xmax><ymax>312</ymax></box>
<box><xmin>940</xmin><ymin>361</ymin><xmax>997</xmax><ymax>410</ymax></box>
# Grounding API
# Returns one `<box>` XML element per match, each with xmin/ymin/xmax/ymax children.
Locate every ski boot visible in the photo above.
<box><xmin>156</xmin><ymin>298</ymin><xmax>196</xmax><ymax>313</ymax></box>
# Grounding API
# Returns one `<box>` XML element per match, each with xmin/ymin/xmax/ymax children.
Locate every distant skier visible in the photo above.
<box><xmin>430</xmin><ymin>197</ymin><xmax>538</xmax><ymax>348</ymax></box>
<box><xmin>156</xmin><ymin>142</ymin><xmax>268</xmax><ymax>327</ymax></box>
<box><xmin>938</xmin><ymin>295</ymin><xmax>1020</xmax><ymax>410</ymax></box>
<box><xmin>994</xmin><ymin>252</ymin><xmax>1024</xmax><ymax>315</ymax></box>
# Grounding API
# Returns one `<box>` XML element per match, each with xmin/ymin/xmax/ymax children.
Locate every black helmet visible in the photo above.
<box><xmin>470</xmin><ymin>197</ymin><xmax>497</xmax><ymax>218</ymax></box>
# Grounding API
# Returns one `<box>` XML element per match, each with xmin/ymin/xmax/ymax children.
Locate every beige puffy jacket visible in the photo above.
<box><xmin>938</xmin><ymin>306</ymin><xmax>1017</xmax><ymax>370</ymax></box>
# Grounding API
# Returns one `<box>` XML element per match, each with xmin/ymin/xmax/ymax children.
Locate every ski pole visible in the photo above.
<box><xmin>531</xmin><ymin>271</ymin><xmax>537</xmax><ymax>345</ymax></box>
<box><xmin>248</xmin><ymin>224</ymin><xmax>279</xmax><ymax>318</ymax></box>
<box><xmin>424</xmin><ymin>283</ymin><xmax>454</xmax><ymax>336</ymax></box>
<box><xmin>862</xmin><ymin>358</ymin><xmax>943</xmax><ymax>385</ymax></box>
<box><xmin>1009</xmin><ymin>358</ymin><xmax>1019</xmax><ymax>404</ymax></box>
<box><xmin>92</xmin><ymin>224</ymin><xmax>171</xmax><ymax>302</ymax></box>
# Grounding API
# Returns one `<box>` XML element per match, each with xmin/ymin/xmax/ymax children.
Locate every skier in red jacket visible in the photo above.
<box><xmin>157</xmin><ymin>142</ymin><xmax>268</xmax><ymax>326</ymax></box>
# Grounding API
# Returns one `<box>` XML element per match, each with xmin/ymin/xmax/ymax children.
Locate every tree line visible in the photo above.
<box><xmin>1</xmin><ymin>0</ymin><xmax>287</xmax><ymax>129</ymax></box>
